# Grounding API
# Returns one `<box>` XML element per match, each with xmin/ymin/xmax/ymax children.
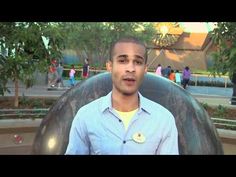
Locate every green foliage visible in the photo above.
<box><xmin>44</xmin><ymin>99</ymin><xmax>56</xmax><ymax>106</ymax></box>
<box><xmin>0</xmin><ymin>22</ymin><xmax>66</xmax><ymax>106</ymax></box>
<box><xmin>213</xmin><ymin>105</ymin><xmax>227</xmax><ymax>118</ymax></box>
<box><xmin>210</xmin><ymin>22</ymin><xmax>236</xmax><ymax>78</ymax></box>
<box><xmin>20</xmin><ymin>94</ymin><xmax>30</xmax><ymax>106</ymax></box>
<box><xmin>62</xmin><ymin>22</ymin><xmax>157</xmax><ymax>67</ymax></box>
<box><xmin>201</xmin><ymin>102</ymin><xmax>209</xmax><ymax>110</ymax></box>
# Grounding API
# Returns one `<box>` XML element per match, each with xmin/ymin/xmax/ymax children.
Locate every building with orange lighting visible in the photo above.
<box><xmin>147</xmin><ymin>22</ymin><xmax>216</xmax><ymax>71</ymax></box>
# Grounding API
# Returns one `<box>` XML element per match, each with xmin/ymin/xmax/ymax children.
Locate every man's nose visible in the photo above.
<box><xmin>126</xmin><ymin>62</ymin><xmax>135</xmax><ymax>72</ymax></box>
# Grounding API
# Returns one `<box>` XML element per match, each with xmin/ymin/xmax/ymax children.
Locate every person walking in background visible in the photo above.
<box><xmin>155</xmin><ymin>64</ymin><xmax>162</xmax><ymax>76</ymax></box>
<box><xmin>175</xmin><ymin>70</ymin><xmax>181</xmax><ymax>86</ymax></box>
<box><xmin>56</xmin><ymin>62</ymin><xmax>64</xmax><ymax>88</ymax></box>
<box><xmin>162</xmin><ymin>66</ymin><xmax>171</xmax><ymax>78</ymax></box>
<box><xmin>230</xmin><ymin>72</ymin><xmax>236</xmax><ymax>105</ymax></box>
<box><xmin>82</xmin><ymin>58</ymin><xmax>89</xmax><ymax>79</ymax></box>
<box><xmin>169</xmin><ymin>69</ymin><xmax>176</xmax><ymax>82</ymax></box>
<box><xmin>69</xmin><ymin>64</ymin><xmax>76</xmax><ymax>87</ymax></box>
<box><xmin>182</xmin><ymin>66</ymin><xmax>191</xmax><ymax>89</ymax></box>
<box><xmin>48</xmin><ymin>59</ymin><xmax>57</xmax><ymax>87</ymax></box>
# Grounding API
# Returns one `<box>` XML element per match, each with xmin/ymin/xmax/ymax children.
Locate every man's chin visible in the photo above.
<box><xmin>114</xmin><ymin>85</ymin><xmax>138</xmax><ymax>96</ymax></box>
<box><xmin>122</xmin><ymin>90</ymin><xmax>137</xmax><ymax>96</ymax></box>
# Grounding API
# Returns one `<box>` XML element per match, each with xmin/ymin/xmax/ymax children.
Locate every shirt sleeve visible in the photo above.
<box><xmin>65</xmin><ymin>113</ymin><xmax>90</xmax><ymax>155</ymax></box>
<box><xmin>156</xmin><ymin>117</ymin><xmax>179</xmax><ymax>155</ymax></box>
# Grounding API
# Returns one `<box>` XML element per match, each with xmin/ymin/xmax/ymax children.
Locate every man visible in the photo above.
<box><xmin>82</xmin><ymin>58</ymin><xmax>89</xmax><ymax>79</ymax></box>
<box><xmin>155</xmin><ymin>64</ymin><xmax>162</xmax><ymax>76</ymax></box>
<box><xmin>48</xmin><ymin>59</ymin><xmax>57</xmax><ymax>87</ymax></box>
<box><xmin>182</xmin><ymin>66</ymin><xmax>191</xmax><ymax>89</ymax></box>
<box><xmin>231</xmin><ymin>72</ymin><xmax>236</xmax><ymax>105</ymax></box>
<box><xmin>162</xmin><ymin>66</ymin><xmax>171</xmax><ymax>78</ymax></box>
<box><xmin>56</xmin><ymin>62</ymin><xmax>64</xmax><ymax>88</ymax></box>
<box><xmin>65</xmin><ymin>37</ymin><xmax>179</xmax><ymax>155</ymax></box>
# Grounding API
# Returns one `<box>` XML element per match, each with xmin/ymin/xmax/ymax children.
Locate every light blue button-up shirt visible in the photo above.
<box><xmin>65</xmin><ymin>92</ymin><xmax>179</xmax><ymax>155</ymax></box>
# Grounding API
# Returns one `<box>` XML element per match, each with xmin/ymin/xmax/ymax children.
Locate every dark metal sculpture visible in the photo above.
<box><xmin>32</xmin><ymin>72</ymin><xmax>223</xmax><ymax>154</ymax></box>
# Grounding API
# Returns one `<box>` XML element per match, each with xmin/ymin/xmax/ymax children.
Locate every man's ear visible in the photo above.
<box><xmin>106</xmin><ymin>60</ymin><xmax>112</xmax><ymax>72</ymax></box>
<box><xmin>144</xmin><ymin>65</ymin><xmax>147</xmax><ymax>73</ymax></box>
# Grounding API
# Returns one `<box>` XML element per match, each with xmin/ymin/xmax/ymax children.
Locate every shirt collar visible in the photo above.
<box><xmin>100</xmin><ymin>91</ymin><xmax>113</xmax><ymax>113</ymax></box>
<box><xmin>100</xmin><ymin>91</ymin><xmax>151</xmax><ymax>115</ymax></box>
<box><xmin>138</xmin><ymin>92</ymin><xmax>151</xmax><ymax>114</ymax></box>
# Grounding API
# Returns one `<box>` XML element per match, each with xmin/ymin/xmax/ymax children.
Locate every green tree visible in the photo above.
<box><xmin>210</xmin><ymin>22</ymin><xmax>236</xmax><ymax>79</ymax></box>
<box><xmin>0</xmin><ymin>22</ymin><xmax>65</xmax><ymax>107</ymax></box>
<box><xmin>62</xmin><ymin>22</ymin><xmax>156</xmax><ymax>68</ymax></box>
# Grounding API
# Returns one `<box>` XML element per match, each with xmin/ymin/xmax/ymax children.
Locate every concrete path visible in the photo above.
<box><xmin>3</xmin><ymin>82</ymin><xmax>235</xmax><ymax>108</ymax></box>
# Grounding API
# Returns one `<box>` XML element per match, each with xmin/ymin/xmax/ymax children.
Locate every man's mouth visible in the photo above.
<box><xmin>123</xmin><ymin>77</ymin><xmax>136</xmax><ymax>85</ymax></box>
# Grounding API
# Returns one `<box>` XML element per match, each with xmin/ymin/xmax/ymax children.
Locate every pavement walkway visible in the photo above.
<box><xmin>3</xmin><ymin>80</ymin><xmax>235</xmax><ymax>108</ymax></box>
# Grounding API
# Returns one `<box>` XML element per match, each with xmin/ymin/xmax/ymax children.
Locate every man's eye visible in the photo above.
<box><xmin>135</xmin><ymin>60</ymin><xmax>143</xmax><ymax>65</ymax></box>
<box><xmin>118</xmin><ymin>59</ymin><xmax>126</xmax><ymax>63</ymax></box>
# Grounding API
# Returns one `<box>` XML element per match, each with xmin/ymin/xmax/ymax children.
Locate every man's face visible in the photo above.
<box><xmin>107</xmin><ymin>42</ymin><xmax>147</xmax><ymax>96</ymax></box>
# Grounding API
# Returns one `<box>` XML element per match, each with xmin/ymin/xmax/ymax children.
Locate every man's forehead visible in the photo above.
<box><xmin>113</xmin><ymin>42</ymin><xmax>145</xmax><ymax>53</ymax></box>
<box><xmin>114</xmin><ymin>42</ymin><xmax>145</xmax><ymax>48</ymax></box>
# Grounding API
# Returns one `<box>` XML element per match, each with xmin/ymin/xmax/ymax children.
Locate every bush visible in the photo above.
<box><xmin>201</xmin><ymin>102</ymin><xmax>209</xmax><ymax>109</ymax></box>
<box><xmin>20</xmin><ymin>94</ymin><xmax>31</xmax><ymax>106</ymax></box>
<box><xmin>32</xmin><ymin>100</ymin><xmax>42</xmax><ymax>108</ymax></box>
<box><xmin>213</xmin><ymin>105</ymin><xmax>227</xmax><ymax>118</ymax></box>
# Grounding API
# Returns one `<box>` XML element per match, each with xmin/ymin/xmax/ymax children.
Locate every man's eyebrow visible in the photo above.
<box><xmin>117</xmin><ymin>54</ymin><xmax>128</xmax><ymax>58</ymax></box>
<box><xmin>134</xmin><ymin>55</ymin><xmax>144</xmax><ymax>60</ymax></box>
<box><xmin>117</xmin><ymin>54</ymin><xmax>144</xmax><ymax>60</ymax></box>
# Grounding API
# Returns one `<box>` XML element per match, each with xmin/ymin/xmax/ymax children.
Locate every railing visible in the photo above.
<box><xmin>0</xmin><ymin>109</ymin><xmax>48</xmax><ymax>119</ymax></box>
<box><xmin>191</xmin><ymin>74</ymin><xmax>230</xmax><ymax>88</ymax></box>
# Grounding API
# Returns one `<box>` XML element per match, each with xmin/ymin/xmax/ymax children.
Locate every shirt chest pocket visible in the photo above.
<box><xmin>100</xmin><ymin>137</ymin><xmax>123</xmax><ymax>155</ymax></box>
<box><xmin>89</xmin><ymin>135</ymin><xmax>104</xmax><ymax>155</ymax></box>
<box><xmin>89</xmin><ymin>136</ymin><xmax>121</xmax><ymax>155</ymax></box>
<box><xmin>134</xmin><ymin>140</ymin><xmax>160</xmax><ymax>154</ymax></box>
<box><xmin>128</xmin><ymin>135</ymin><xmax>162</xmax><ymax>155</ymax></box>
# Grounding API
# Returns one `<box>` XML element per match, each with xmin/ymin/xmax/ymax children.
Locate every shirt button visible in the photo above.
<box><xmin>119</xmin><ymin>119</ymin><xmax>122</xmax><ymax>122</ymax></box>
<box><xmin>123</xmin><ymin>140</ymin><xmax>126</xmax><ymax>144</ymax></box>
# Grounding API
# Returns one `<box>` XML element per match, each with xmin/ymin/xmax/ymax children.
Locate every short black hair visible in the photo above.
<box><xmin>109</xmin><ymin>36</ymin><xmax>147</xmax><ymax>63</ymax></box>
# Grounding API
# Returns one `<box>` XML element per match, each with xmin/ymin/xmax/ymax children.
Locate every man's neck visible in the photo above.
<box><xmin>111</xmin><ymin>90</ymin><xmax>139</xmax><ymax>112</ymax></box>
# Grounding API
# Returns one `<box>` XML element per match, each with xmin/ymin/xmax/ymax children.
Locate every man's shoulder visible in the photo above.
<box><xmin>78</xmin><ymin>97</ymin><xmax>102</xmax><ymax>114</ymax></box>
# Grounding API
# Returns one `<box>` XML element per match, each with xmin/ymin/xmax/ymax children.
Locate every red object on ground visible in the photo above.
<box><xmin>13</xmin><ymin>134</ymin><xmax>23</xmax><ymax>144</ymax></box>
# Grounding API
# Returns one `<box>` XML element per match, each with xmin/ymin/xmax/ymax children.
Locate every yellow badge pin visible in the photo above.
<box><xmin>132</xmin><ymin>132</ymin><xmax>145</xmax><ymax>143</ymax></box>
